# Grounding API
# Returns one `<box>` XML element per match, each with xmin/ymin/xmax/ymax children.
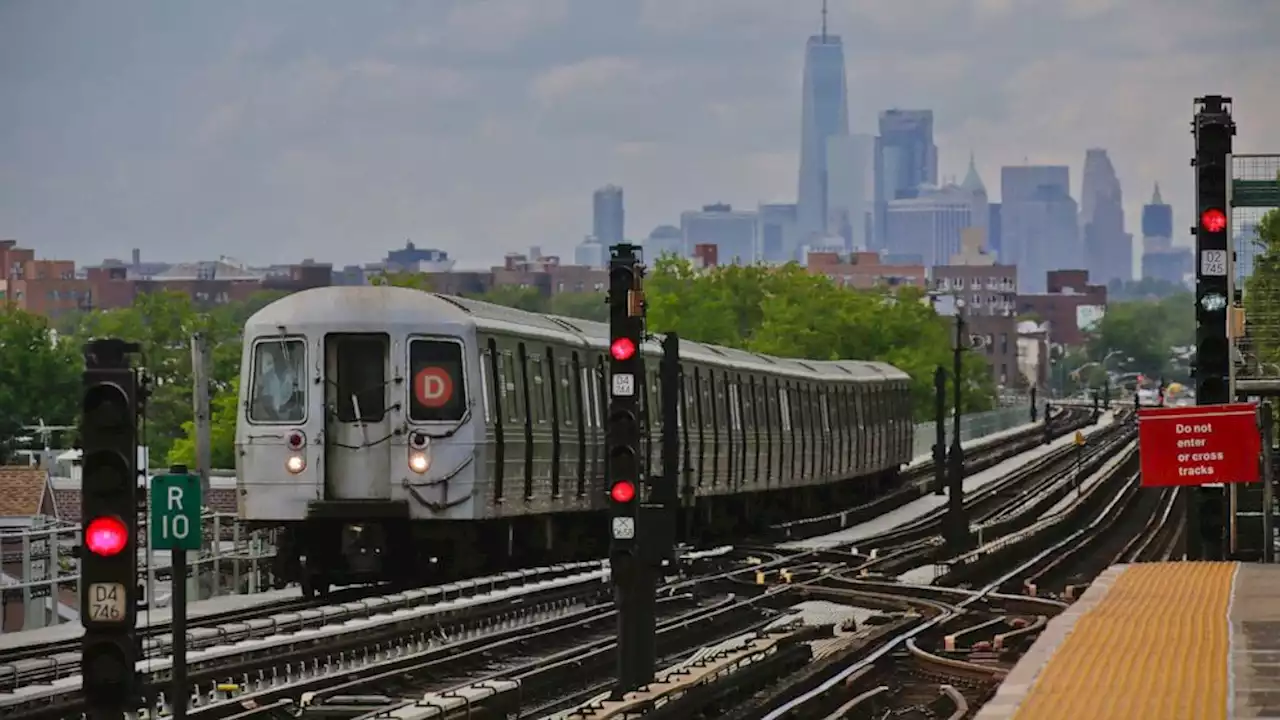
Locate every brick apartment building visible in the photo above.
<box><xmin>929</xmin><ymin>230</ymin><xmax>1021</xmax><ymax>387</ymax></box>
<box><xmin>1016</xmin><ymin>269</ymin><xmax>1108</xmax><ymax>347</ymax></box>
<box><xmin>806</xmin><ymin>251</ymin><xmax>929</xmax><ymax>290</ymax></box>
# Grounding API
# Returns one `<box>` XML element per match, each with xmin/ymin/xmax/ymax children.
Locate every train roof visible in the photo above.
<box><xmin>246</xmin><ymin>286</ymin><xmax>909</xmax><ymax>383</ymax></box>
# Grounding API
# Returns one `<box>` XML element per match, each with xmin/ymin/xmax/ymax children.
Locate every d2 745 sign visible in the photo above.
<box><xmin>1137</xmin><ymin>403</ymin><xmax>1261</xmax><ymax>487</ymax></box>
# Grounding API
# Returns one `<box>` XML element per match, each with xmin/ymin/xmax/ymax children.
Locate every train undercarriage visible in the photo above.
<box><xmin>267</xmin><ymin>469</ymin><xmax>901</xmax><ymax>598</ymax></box>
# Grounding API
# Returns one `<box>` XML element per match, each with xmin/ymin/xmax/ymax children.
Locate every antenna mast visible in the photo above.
<box><xmin>821</xmin><ymin>0</ymin><xmax>828</xmax><ymax>42</ymax></box>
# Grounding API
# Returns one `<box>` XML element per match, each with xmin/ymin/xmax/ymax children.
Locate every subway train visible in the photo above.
<box><xmin>236</xmin><ymin>285</ymin><xmax>916</xmax><ymax>595</ymax></box>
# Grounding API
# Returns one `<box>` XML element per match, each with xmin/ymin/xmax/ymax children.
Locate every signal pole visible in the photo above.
<box><xmin>80</xmin><ymin>338</ymin><xmax>142</xmax><ymax>720</ymax></box>
<box><xmin>946</xmin><ymin>308</ymin><xmax>968</xmax><ymax>551</ymax></box>
<box><xmin>1188</xmin><ymin>94</ymin><xmax>1235</xmax><ymax>561</ymax></box>
<box><xmin>606</xmin><ymin>243</ymin><xmax>656</xmax><ymax>696</ymax></box>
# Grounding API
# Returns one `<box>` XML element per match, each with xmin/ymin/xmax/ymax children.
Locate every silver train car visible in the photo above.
<box><xmin>236</xmin><ymin>286</ymin><xmax>915</xmax><ymax>595</ymax></box>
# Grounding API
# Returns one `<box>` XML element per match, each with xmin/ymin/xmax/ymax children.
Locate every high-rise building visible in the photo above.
<box><xmin>961</xmin><ymin>152</ymin><xmax>990</xmax><ymax>247</ymax></box>
<box><xmin>757</xmin><ymin>203</ymin><xmax>799</xmax><ymax>263</ymax></box>
<box><xmin>1000</xmin><ymin>166</ymin><xmax>1080</xmax><ymax>293</ymax></box>
<box><xmin>1140</xmin><ymin>183</ymin><xmax>1190</xmax><ymax>284</ymax></box>
<box><xmin>796</xmin><ymin>25</ymin><xmax>849</xmax><ymax>243</ymax></box>
<box><xmin>644</xmin><ymin>225</ymin><xmax>683</xmax><ymax>260</ymax></box>
<box><xmin>574</xmin><ymin>236</ymin><xmax>607</xmax><ymax>269</ymax></box>
<box><xmin>680</xmin><ymin>203</ymin><xmax>758</xmax><ymax>265</ymax></box>
<box><xmin>873</xmin><ymin>109</ymin><xmax>938</xmax><ymax>249</ymax></box>
<box><xmin>989</xmin><ymin>203</ymin><xmax>1003</xmax><ymax>259</ymax></box>
<box><xmin>825</xmin><ymin>134</ymin><xmax>873</xmax><ymax>252</ymax></box>
<box><xmin>593</xmin><ymin>185</ymin><xmax>625</xmax><ymax>247</ymax></box>
<box><xmin>1079</xmin><ymin>149</ymin><xmax>1133</xmax><ymax>285</ymax></box>
<box><xmin>884</xmin><ymin>184</ymin><xmax>973</xmax><ymax>268</ymax></box>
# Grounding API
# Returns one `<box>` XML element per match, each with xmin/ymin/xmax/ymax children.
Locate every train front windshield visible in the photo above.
<box><xmin>408</xmin><ymin>338</ymin><xmax>467</xmax><ymax>422</ymax></box>
<box><xmin>250</xmin><ymin>338</ymin><xmax>307</xmax><ymax>423</ymax></box>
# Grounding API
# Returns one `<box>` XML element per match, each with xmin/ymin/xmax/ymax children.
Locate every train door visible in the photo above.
<box><xmin>324</xmin><ymin>333</ymin><xmax>392</xmax><ymax>500</ymax></box>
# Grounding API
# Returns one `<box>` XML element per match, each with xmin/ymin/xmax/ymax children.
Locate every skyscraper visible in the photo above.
<box><xmin>1140</xmin><ymin>183</ymin><xmax>1190</xmax><ymax>284</ymax></box>
<box><xmin>873</xmin><ymin>110</ymin><xmax>938</xmax><ymax>249</ymax></box>
<box><xmin>796</xmin><ymin>12</ymin><xmax>849</xmax><ymax>244</ymax></box>
<box><xmin>593</xmin><ymin>185</ymin><xmax>625</xmax><ymax>247</ymax></box>
<box><xmin>1079</xmin><ymin>149</ymin><xmax>1132</xmax><ymax>285</ymax></box>
<box><xmin>1000</xmin><ymin>166</ymin><xmax>1080</xmax><ymax>293</ymax></box>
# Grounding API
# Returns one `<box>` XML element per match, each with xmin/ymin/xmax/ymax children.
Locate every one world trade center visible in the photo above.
<box><xmin>796</xmin><ymin>20</ymin><xmax>850</xmax><ymax>246</ymax></box>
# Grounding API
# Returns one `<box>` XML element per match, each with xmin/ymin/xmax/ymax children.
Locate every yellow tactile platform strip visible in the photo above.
<box><xmin>974</xmin><ymin>562</ymin><xmax>1235</xmax><ymax>720</ymax></box>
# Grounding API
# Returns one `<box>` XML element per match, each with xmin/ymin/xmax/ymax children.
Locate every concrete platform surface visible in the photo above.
<box><xmin>975</xmin><ymin>561</ymin><xmax>1264</xmax><ymax>720</ymax></box>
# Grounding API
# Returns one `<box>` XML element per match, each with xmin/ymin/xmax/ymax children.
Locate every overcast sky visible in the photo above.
<box><xmin>3</xmin><ymin>0</ymin><xmax>1278</xmax><ymax>270</ymax></box>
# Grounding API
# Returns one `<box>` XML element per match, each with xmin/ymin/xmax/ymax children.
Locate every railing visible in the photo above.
<box><xmin>911</xmin><ymin>405</ymin><xmax>1035</xmax><ymax>460</ymax></box>
<box><xmin>0</xmin><ymin>512</ymin><xmax>278</xmax><ymax>634</ymax></box>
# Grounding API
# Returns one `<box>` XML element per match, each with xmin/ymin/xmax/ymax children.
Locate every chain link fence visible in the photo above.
<box><xmin>912</xmin><ymin>405</ymin><xmax>1034</xmax><ymax>459</ymax></box>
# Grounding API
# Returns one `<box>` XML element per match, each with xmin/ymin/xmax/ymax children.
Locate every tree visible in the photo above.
<box><xmin>644</xmin><ymin>258</ymin><xmax>996</xmax><ymax>419</ymax></box>
<box><xmin>1106</xmin><ymin>277</ymin><xmax>1189</xmax><ymax>301</ymax></box>
<box><xmin>370</xmin><ymin>271</ymin><xmax>432</xmax><ymax>290</ymax></box>
<box><xmin>167</xmin><ymin>376</ymin><xmax>239</xmax><ymax>470</ymax></box>
<box><xmin>1088</xmin><ymin>293</ymin><xmax>1195</xmax><ymax>380</ymax></box>
<box><xmin>0</xmin><ymin>307</ymin><xmax>82</xmax><ymax>462</ymax></box>
<box><xmin>1244</xmin><ymin>207</ymin><xmax>1280</xmax><ymax>373</ymax></box>
<box><xmin>547</xmin><ymin>292</ymin><xmax>609</xmax><ymax>322</ymax></box>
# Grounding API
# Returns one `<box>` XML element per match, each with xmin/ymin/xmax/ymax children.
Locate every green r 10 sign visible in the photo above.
<box><xmin>150</xmin><ymin>472</ymin><xmax>203</xmax><ymax>552</ymax></box>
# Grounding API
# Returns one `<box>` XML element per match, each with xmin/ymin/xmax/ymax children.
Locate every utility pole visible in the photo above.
<box><xmin>189</xmin><ymin>332</ymin><xmax>212</xmax><ymax>600</ymax></box>
<box><xmin>932</xmin><ymin>367</ymin><xmax>946</xmax><ymax>496</ymax></box>
<box><xmin>946</xmin><ymin>308</ymin><xmax>968</xmax><ymax>551</ymax></box>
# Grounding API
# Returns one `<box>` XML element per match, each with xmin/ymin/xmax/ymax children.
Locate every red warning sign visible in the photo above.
<box><xmin>413</xmin><ymin>367</ymin><xmax>454</xmax><ymax>408</ymax></box>
<box><xmin>1138</xmin><ymin>403</ymin><xmax>1261</xmax><ymax>487</ymax></box>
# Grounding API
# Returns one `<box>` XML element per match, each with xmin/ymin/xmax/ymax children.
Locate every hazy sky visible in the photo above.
<box><xmin>3</xmin><ymin>0</ymin><xmax>1278</xmax><ymax>269</ymax></box>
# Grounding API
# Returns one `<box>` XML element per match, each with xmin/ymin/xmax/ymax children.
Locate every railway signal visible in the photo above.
<box><xmin>606</xmin><ymin>243</ymin><xmax>657</xmax><ymax>696</ymax></box>
<box><xmin>79</xmin><ymin>338</ymin><xmax>142</xmax><ymax>715</ymax></box>
<box><xmin>1187</xmin><ymin>95</ymin><xmax>1236</xmax><ymax>561</ymax></box>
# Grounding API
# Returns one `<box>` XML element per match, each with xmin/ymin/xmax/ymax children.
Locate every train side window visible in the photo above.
<box><xmin>408</xmin><ymin>337</ymin><xmax>468</xmax><ymax>423</ymax></box>
<box><xmin>820</xmin><ymin>392</ymin><xmax>831</xmax><ymax>433</ymax></box>
<box><xmin>728</xmin><ymin>382</ymin><xmax>741</xmax><ymax>431</ymax></box>
<box><xmin>529</xmin><ymin>353</ymin><xmax>547</xmax><ymax>424</ymax></box>
<box><xmin>248</xmin><ymin>337</ymin><xmax>306</xmax><ymax>424</ymax></box>
<box><xmin>559</xmin><ymin>357</ymin><xmax>574</xmax><ymax>427</ymax></box>
<box><xmin>701</xmin><ymin>370</ymin><xmax>714</xmax><ymax>429</ymax></box>
<box><xmin>501</xmin><ymin>351</ymin><xmax>521</xmax><ymax>424</ymax></box>
<box><xmin>478</xmin><ymin>345</ymin><xmax>494</xmax><ymax>424</ymax></box>
<box><xmin>578</xmin><ymin>365</ymin><xmax>593</xmax><ymax>428</ymax></box>
<box><xmin>590</xmin><ymin>362</ymin><xmax>604</xmax><ymax>428</ymax></box>
<box><xmin>779</xmin><ymin>385</ymin><xmax>792</xmax><ymax>432</ymax></box>
<box><xmin>714</xmin><ymin>372</ymin><xmax>727</xmax><ymax>430</ymax></box>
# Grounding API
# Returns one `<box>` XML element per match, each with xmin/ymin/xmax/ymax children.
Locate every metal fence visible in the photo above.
<box><xmin>911</xmin><ymin>405</ymin><xmax>1034</xmax><ymax>460</ymax></box>
<box><xmin>0</xmin><ymin>512</ymin><xmax>278</xmax><ymax>633</ymax></box>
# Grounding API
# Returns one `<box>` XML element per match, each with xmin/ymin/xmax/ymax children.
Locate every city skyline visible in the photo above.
<box><xmin>2</xmin><ymin>0</ymin><xmax>1279</xmax><ymax>268</ymax></box>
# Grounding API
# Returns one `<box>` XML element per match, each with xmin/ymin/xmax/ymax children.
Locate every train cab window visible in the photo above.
<box><xmin>408</xmin><ymin>338</ymin><xmax>468</xmax><ymax>423</ymax></box>
<box><xmin>334</xmin><ymin>335</ymin><xmax>387</xmax><ymax>423</ymax></box>
<box><xmin>249</xmin><ymin>338</ymin><xmax>306</xmax><ymax>423</ymax></box>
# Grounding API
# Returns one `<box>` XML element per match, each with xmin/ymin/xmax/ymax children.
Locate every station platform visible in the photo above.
<box><xmin>782</xmin><ymin>412</ymin><xmax>1117</xmax><ymax>551</ymax></box>
<box><xmin>976</xmin><ymin>561</ymin><xmax>1280</xmax><ymax>720</ymax></box>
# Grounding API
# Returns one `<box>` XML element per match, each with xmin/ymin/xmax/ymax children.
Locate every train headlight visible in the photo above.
<box><xmin>409</xmin><ymin>451</ymin><xmax>429</xmax><ymax>474</ymax></box>
<box><xmin>286</xmin><ymin>455</ymin><xmax>306</xmax><ymax>474</ymax></box>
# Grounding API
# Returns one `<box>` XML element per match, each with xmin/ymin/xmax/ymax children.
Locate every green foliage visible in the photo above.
<box><xmin>1244</xmin><ymin>207</ymin><xmax>1280</xmax><ymax>370</ymax></box>
<box><xmin>0</xmin><ymin>307</ymin><xmax>82</xmax><ymax>462</ymax></box>
<box><xmin>167</xmin><ymin>376</ymin><xmax>240</xmax><ymax>469</ymax></box>
<box><xmin>370</xmin><ymin>271</ymin><xmax>432</xmax><ymax>290</ymax></box>
<box><xmin>64</xmin><ymin>290</ymin><xmax>284</xmax><ymax>466</ymax></box>
<box><xmin>645</xmin><ymin>257</ymin><xmax>997</xmax><ymax>419</ymax></box>
<box><xmin>1087</xmin><ymin>293</ymin><xmax>1195</xmax><ymax>380</ymax></box>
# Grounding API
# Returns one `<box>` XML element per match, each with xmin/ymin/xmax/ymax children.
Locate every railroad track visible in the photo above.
<box><xmin>0</xmin><ymin>408</ymin><xmax>1097</xmax><ymax>718</ymax></box>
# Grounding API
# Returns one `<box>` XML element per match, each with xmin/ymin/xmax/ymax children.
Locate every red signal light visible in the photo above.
<box><xmin>85</xmin><ymin>516</ymin><xmax>129</xmax><ymax>557</ymax></box>
<box><xmin>1201</xmin><ymin>208</ymin><xmax>1227</xmax><ymax>233</ymax></box>
<box><xmin>610</xmin><ymin>481</ymin><xmax>636</xmax><ymax>503</ymax></box>
<box><xmin>611</xmin><ymin>338</ymin><xmax>636</xmax><ymax>361</ymax></box>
